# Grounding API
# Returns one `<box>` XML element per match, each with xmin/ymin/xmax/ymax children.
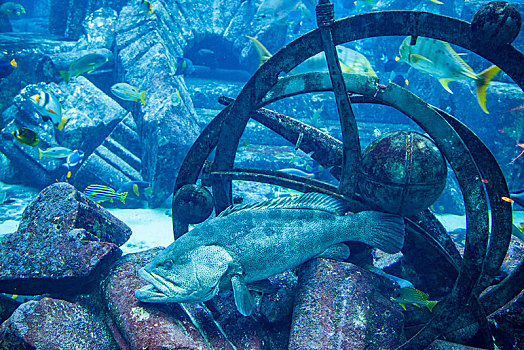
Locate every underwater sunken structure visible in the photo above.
<box><xmin>0</xmin><ymin>0</ymin><xmax>524</xmax><ymax>349</ymax></box>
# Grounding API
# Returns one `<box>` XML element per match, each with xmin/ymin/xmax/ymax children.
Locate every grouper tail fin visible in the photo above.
<box><xmin>349</xmin><ymin>211</ymin><xmax>405</xmax><ymax>254</ymax></box>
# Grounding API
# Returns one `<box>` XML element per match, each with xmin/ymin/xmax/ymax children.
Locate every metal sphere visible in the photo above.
<box><xmin>357</xmin><ymin>131</ymin><xmax>447</xmax><ymax>217</ymax></box>
<box><xmin>471</xmin><ymin>1</ymin><xmax>522</xmax><ymax>45</ymax></box>
<box><xmin>172</xmin><ymin>184</ymin><xmax>214</xmax><ymax>224</ymax></box>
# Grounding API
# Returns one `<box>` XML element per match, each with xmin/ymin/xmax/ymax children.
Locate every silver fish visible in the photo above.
<box><xmin>135</xmin><ymin>192</ymin><xmax>405</xmax><ymax>316</ymax></box>
<box><xmin>398</xmin><ymin>36</ymin><xmax>499</xmax><ymax>113</ymax></box>
<box><xmin>111</xmin><ymin>83</ymin><xmax>145</xmax><ymax>105</ymax></box>
<box><xmin>38</xmin><ymin>146</ymin><xmax>74</xmax><ymax>160</ymax></box>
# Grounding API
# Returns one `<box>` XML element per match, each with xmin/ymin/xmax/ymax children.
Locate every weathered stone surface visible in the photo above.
<box><xmin>490</xmin><ymin>288</ymin><xmax>524</xmax><ymax>350</ymax></box>
<box><xmin>0</xmin><ymin>182</ymin><xmax>130</xmax><ymax>294</ymax></box>
<box><xmin>102</xmin><ymin>248</ymin><xmax>213</xmax><ymax>350</ymax></box>
<box><xmin>78</xmin><ymin>8</ymin><xmax>118</xmax><ymax>50</ymax></box>
<box><xmin>115</xmin><ymin>3</ymin><xmax>201</xmax><ymax>207</ymax></box>
<box><xmin>73</xmin><ymin>114</ymin><xmax>144</xmax><ymax>204</ymax></box>
<box><xmin>0</xmin><ymin>297</ymin><xmax>116</xmax><ymax>349</ymax></box>
<box><xmin>289</xmin><ymin>258</ymin><xmax>404</xmax><ymax>349</ymax></box>
<box><xmin>427</xmin><ymin>339</ymin><xmax>488</xmax><ymax>349</ymax></box>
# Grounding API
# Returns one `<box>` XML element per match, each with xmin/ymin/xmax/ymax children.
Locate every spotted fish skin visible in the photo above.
<box><xmin>135</xmin><ymin>193</ymin><xmax>405</xmax><ymax>316</ymax></box>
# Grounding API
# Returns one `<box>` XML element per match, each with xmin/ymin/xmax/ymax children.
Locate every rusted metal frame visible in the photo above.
<box><xmin>219</xmin><ymin>73</ymin><xmax>490</xmax><ymax>336</ymax></box>
<box><xmin>171</xmin><ymin>105</ymin><xmax>231</xmax><ymax>238</ymax></box>
<box><xmin>316</xmin><ymin>0</ymin><xmax>361</xmax><ymax>197</ymax></box>
<box><xmin>434</xmin><ymin>108</ymin><xmax>513</xmax><ymax>292</ymax></box>
<box><xmin>209</xmin><ymin>170</ymin><xmax>340</xmax><ymax>198</ymax></box>
<box><xmin>443</xmin><ymin>257</ymin><xmax>524</xmax><ymax>341</ymax></box>
<box><xmin>411</xmin><ymin>210</ymin><xmax>463</xmax><ymax>266</ymax></box>
<box><xmin>430</xmin><ymin>110</ymin><xmax>515</xmax><ymax>342</ymax></box>
<box><xmin>176</xmin><ymin>11</ymin><xmax>523</xmax><ymax>347</ymax></box>
<box><xmin>260</xmin><ymin>72</ymin><xmax>380</xmax><ymax>106</ymax></box>
<box><xmin>218</xmin><ymin>95</ymin><xmax>344</xmax><ymax>170</ymax></box>
<box><xmin>239</xmin><ymin>11</ymin><xmax>524</xmax><ymax>348</ymax></box>
<box><xmin>231</xmin><ymin>167</ymin><xmax>338</xmax><ymax>192</ymax></box>
<box><xmin>375</xmin><ymin>84</ymin><xmax>489</xmax><ymax>350</ymax></box>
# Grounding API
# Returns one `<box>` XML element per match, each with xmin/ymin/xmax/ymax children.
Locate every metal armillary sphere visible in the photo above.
<box><xmin>172</xmin><ymin>1</ymin><xmax>524</xmax><ymax>348</ymax></box>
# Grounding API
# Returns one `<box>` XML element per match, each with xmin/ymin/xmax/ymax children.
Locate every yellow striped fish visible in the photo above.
<box><xmin>390</xmin><ymin>286</ymin><xmax>439</xmax><ymax>312</ymax></box>
<box><xmin>247</xmin><ymin>36</ymin><xmax>376</xmax><ymax>77</ymax></box>
<box><xmin>84</xmin><ymin>184</ymin><xmax>127</xmax><ymax>204</ymax></box>
<box><xmin>398</xmin><ymin>36</ymin><xmax>500</xmax><ymax>114</ymax></box>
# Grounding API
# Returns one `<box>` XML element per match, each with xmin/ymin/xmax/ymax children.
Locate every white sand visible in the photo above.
<box><xmin>108</xmin><ymin>209</ymin><xmax>175</xmax><ymax>254</ymax></box>
<box><xmin>0</xmin><ymin>220</ymin><xmax>20</xmax><ymax>235</ymax></box>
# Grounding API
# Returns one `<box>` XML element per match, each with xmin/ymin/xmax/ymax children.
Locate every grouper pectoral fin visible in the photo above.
<box><xmin>315</xmin><ymin>243</ymin><xmax>350</xmax><ymax>261</ymax></box>
<box><xmin>231</xmin><ymin>275</ymin><xmax>255</xmax><ymax>316</ymax></box>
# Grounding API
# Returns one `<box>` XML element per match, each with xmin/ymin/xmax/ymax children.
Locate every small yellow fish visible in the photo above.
<box><xmin>171</xmin><ymin>89</ymin><xmax>182</xmax><ymax>107</ymax></box>
<box><xmin>399</xmin><ymin>36</ymin><xmax>500</xmax><ymax>114</ymax></box>
<box><xmin>84</xmin><ymin>184</ymin><xmax>127</xmax><ymax>204</ymax></box>
<box><xmin>391</xmin><ymin>287</ymin><xmax>438</xmax><ymax>312</ymax></box>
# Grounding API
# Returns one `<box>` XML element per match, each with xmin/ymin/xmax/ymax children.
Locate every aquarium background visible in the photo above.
<box><xmin>0</xmin><ymin>0</ymin><xmax>524</xmax><ymax>348</ymax></box>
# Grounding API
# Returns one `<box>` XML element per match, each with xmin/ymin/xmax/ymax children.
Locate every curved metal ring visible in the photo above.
<box><xmin>210</xmin><ymin>11</ymin><xmax>523</xmax><ymax>349</ymax></box>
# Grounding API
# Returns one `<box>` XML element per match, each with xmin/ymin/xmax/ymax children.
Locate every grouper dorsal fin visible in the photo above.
<box><xmin>218</xmin><ymin>192</ymin><xmax>350</xmax><ymax>217</ymax></box>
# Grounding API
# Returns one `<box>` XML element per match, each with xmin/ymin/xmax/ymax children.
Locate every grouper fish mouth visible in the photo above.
<box><xmin>135</xmin><ymin>269</ymin><xmax>184</xmax><ymax>302</ymax></box>
<box><xmin>135</xmin><ymin>192</ymin><xmax>406</xmax><ymax>316</ymax></box>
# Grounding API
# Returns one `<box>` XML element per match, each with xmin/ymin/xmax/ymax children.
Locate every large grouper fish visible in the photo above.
<box><xmin>135</xmin><ymin>192</ymin><xmax>405</xmax><ymax>316</ymax></box>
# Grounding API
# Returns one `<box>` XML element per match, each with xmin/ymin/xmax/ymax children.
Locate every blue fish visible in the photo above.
<box><xmin>174</xmin><ymin>57</ymin><xmax>195</xmax><ymax>75</ymax></box>
<box><xmin>0</xmin><ymin>58</ymin><xmax>16</xmax><ymax>79</ymax></box>
<box><xmin>391</xmin><ymin>74</ymin><xmax>409</xmax><ymax>88</ymax></box>
<box><xmin>62</xmin><ymin>150</ymin><xmax>84</xmax><ymax>169</ymax></box>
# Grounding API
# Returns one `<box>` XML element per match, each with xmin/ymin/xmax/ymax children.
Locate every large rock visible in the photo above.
<box><xmin>115</xmin><ymin>3</ymin><xmax>202</xmax><ymax>207</ymax></box>
<box><xmin>103</xmin><ymin>247</ymin><xmax>295</xmax><ymax>349</ymax></box>
<box><xmin>288</xmin><ymin>258</ymin><xmax>404</xmax><ymax>349</ymax></box>
<box><xmin>102</xmin><ymin>248</ymin><xmax>213</xmax><ymax>349</ymax></box>
<box><xmin>0</xmin><ymin>297</ymin><xmax>116</xmax><ymax>349</ymax></box>
<box><xmin>0</xmin><ymin>182</ymin><xmax>130</xmax><ymax>295</ymax></box>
